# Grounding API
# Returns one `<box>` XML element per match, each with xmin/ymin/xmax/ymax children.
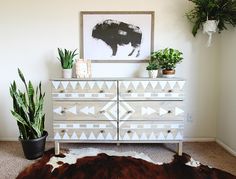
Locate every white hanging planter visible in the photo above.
<box><xmin>62</xmin><ymin>69</ymin><xmax>72</xmax><ymax>79</ymax></box>
<box><xmin>203</xmin><ymin>18</ymin><xmax>219</xmax><ymax>47</ymax></box>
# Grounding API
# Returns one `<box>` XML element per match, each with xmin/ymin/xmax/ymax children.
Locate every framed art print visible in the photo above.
<box><xmin>80</xmin><ymin>11</ymin><xmax>154</xmax><ymax>63</ymax></box>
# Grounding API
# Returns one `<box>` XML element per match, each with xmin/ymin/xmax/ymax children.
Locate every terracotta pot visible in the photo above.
<box><xmin>162</xmin><ymin>69</ymin><xmax>175</xmax><ymax>78</ymax></box>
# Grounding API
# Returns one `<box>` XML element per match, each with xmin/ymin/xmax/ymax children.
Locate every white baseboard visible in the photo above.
<box><xmin>2</xmin><ymin>137</ymin><xmax>235</xmax><ymax>157</ymax></box>
<box><xmin>0</xmin><ymin>138</ymin><xmax>55</xmax><ymax>142</ymax></box>
<box><xmin>0</xmin><ymin>138</ymin><xmax>19</xmax><ymax>141</ymax></box>
<box><xmin>183</xmin><ymin>137</ymin><xmax>215</xmax><ymax>142</ymax></box>
<box><xmin>1</xmin><ymin>137</ymin><xmax>216</xmax><ymax>142</ymax></box>
<box><xmin>216</xmin><ymin>139</ymin><xmax>236</xmax><ymax>157</ymax></box>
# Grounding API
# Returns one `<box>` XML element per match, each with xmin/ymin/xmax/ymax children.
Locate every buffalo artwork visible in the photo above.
<box><xmin>92</xmin><ymin>19</ymin><xmax>142</xmax><ymax>57</ymax></box>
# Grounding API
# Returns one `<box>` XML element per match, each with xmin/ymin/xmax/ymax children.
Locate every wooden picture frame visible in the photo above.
<box><xmin>80</xmin><ymin>11</ymin><xmax>154</xmax><ymax>63</ymax></box>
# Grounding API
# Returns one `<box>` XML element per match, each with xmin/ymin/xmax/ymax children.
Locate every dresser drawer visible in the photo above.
<box><xmin>119</xmin><ymin>101</ymin><xmax>184</xmax><ymax>121</ymax></box>
<box><xmin>54</xmin><ymin>121</ymin><xmax>117</xmax><ymax>141</ymax></box>
<box><xmin>52</xmin><ymin>80</ymin><xmax>117</xmax><ymax>100</ymax></box>
<box><xmin>119</xmin><ymin>80</ymin><xmax>185</xmax><ymax>100</ymax></box>
<box><xmin>53</xmin><ymin>101</ymin><xmax>117</xmax><ymax>121</ymax></box>
<box><xmin>119</xmin><ymin>121</ymin><xmax>183</xmax><ymax>141</ymax></box>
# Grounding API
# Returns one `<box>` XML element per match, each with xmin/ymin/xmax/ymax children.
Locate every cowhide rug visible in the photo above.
<box><xmin>17</xmin><ymin>148</ymin><xmax>236</xmax><ymax>179</ymax></box>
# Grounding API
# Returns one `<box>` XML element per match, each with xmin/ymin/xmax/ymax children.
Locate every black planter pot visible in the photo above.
<box><xmin>19</xmin><ymin>131</ymin><xmax>48</xmax><ymax>160</ymax></box>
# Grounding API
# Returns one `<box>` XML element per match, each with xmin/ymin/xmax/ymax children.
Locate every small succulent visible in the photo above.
<box><xmin>57</xmin><ymin>48</ymin><xmax>78</xmax><ymax>69</ymax></box>
<box><xmin>146</xmin><ymin>60</ymin><xmax>158</xmax><ymax>70</ymax></box>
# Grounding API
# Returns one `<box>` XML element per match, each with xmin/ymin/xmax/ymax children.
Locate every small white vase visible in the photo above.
<box><xmin>62</xmin><ymin>69</ymin><xmax>72</xmax><ymax>79</ymax></box>
<box><xmin>148</xmin><ymin>70</ymin><xmax>158</xmax><ymax>78</ymax></box>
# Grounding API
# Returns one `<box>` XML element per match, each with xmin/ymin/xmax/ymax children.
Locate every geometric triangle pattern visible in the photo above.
<box><xmin>53</xmin><ymin>120</ymin><xmax>118</xmax><ymax>140</ymax></box>
<box><xmin>119</xmin><ymin>101</ymin><xmax>184</xmax><ymax>121</ymax></box>
<box><xmin>51</xmin><ymin>81</ymin><xmax>117</xmax><ymax>90</ymax></box>
<box><xmin>53</xmin><ymin>130</ymin><xmax>118</xmax><ymax>141</ymax></box>
<box><xmin>52</xmin><ymin>79</ymin><xmax>185</xmax><ymax>148</ymax></box>
<box><xmin>119</xmin><ymin>122</ymin><xmax>183</xmax><ymax>141</ymax></box>
<box><xmin>119</xmin><ymin>129</ymin><xmax>183</xmax><ymax>141</ymax></box>
<box><xmin>119</xmin><ymin>80</ymin><xmax>185</xmax><ymax>90</ymax></box>
<box><xmin>119</xmin><ymin>80</ymin><xmax>185</xmax><ymax>100</ymax></box>
<box><xmin>53</xmin><ymin>101</ymin><xmax>117</xmax><ymax>122</ymax></box>
<box><xmin>51</xmin><ymin>80</ymin><xmax>117</xmax><ymax>100</ymax></box>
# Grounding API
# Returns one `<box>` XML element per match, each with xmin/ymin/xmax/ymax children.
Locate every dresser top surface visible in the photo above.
<box><xmin>51</xmin><ymin>77</ymin><xmax>185</xmax><ymax>81</ymax></box>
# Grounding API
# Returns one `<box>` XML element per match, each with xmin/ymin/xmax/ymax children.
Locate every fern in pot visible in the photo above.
<box><xmin>57</xmin><ymin>48</ymin><xmax>78</xmax><ymax>78</ymax></box>
<box><xmin>153</xmin><ymin>48</ymin><xmax>183</xmax><ymax>78</ymax></box>
<box><xmin>9</xmin><ymin>69</ymin><xmax>47</xmax><ymax>160</ymax></box>
<box><xmin>146</xmin><ymin>58</ymin><xmax>159</xmax><ymax>78</ymax></box>
<box><xmin>186</xmin><ymin>0</ymin><xmax>236</xmax><ymax>46</ymax></box>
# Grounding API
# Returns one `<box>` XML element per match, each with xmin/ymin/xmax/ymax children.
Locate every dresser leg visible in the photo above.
<box><xmin>55</xmin><ymin>141</ymin><xmax>60</xmax><ymax>155</ymax></box>
<box><xmin>178</xmin><ymin>142</ymin><xmax>182</xmax><ymax>156</ymax></box>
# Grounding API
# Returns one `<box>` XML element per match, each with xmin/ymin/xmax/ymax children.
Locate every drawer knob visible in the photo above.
<box><xmin>127</xmin><ymin>90</ymin><xmax>132</xmax><ymax>93</ymax></box>
<box><xmin>168</xmin><ymin>89</ymin><xmax>173</xmax><ymax>93</ymax></box>
<box><xmin>60</xmin><ymin>89</ymin><xmax>64</xmax><ymax>93</ymax></box>
<box><xmin>100</xmin><ymin>130</ymin><xmax>105</xmax><ymax>133</ymax></box>
<box><xmin>167</xmin><ymin>130</ymin><xmax>171</xmax><ymax>133</ymax></box>
<box><xmin>127</xmin><ymin>130</ymin><xmax>132</xmax><ymax>134</ymax></box>
<box><xmin>99</xmin><ymin>90</ymin><xmax>104</xmax><ymax>93</ymax></box>
<box><xmin>127</xmin><ymin>110</ymin><xmax>132</xmax><ymax>114</ymax></box>
<box><xmin>100</xmin><ymin>110</ymin><xmax>106</xmax><ymax>114</ymax></box>
<box><xmin>168</xmin><ymin>110</ymin><xmax>172</xmax><ymax>114</ymax></box>
<box><xmin>61</xmin><ymin>129</ymin><xmax>66</xmax><ymax>133</ymax></box>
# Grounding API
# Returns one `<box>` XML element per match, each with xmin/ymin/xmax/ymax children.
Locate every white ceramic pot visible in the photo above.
<box><xmin>203</xmin><ymin>20</ymin><xmax>218</xmax><ymax>33</ymax></box>
<box><xmin>203</xmin><ymin>19</ymin><xmax>218</xmax><ymax>47</ymax></box>
<box><xmin>62</xmin><ymin>69</ymin><xmax>72</xmax><ymax>79</ymax></box>
<box><xmin>148</xmin><ymin>70</ymin><xmax>158</xmax><ymax>78</ymax></box>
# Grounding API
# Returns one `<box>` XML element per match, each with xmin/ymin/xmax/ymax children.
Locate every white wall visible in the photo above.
<box><xmin>218</xmin><ymin>29</ymin><xmax>236</xmax><ymax>152</ymax></box>
<box><xmin>0</xmin><ymin>0</ymin><xmax>220</xmax><ymax>140</ymax></box>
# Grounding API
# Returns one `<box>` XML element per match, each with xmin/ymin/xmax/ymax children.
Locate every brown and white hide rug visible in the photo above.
<box><xmin>17</xmin><ymin>148</ymin><xmax>236</xmax><ymax>179</ymax></box>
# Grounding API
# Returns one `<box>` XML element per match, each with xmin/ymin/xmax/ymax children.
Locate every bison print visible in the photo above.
<box><xmin>92</xmin><ymin>19</ymin><xmax>142</xmax><ymax>57</ymax></box>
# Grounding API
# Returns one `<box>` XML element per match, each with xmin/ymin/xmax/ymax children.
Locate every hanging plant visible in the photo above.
<box><xmin>186</xmin><ymin>0</ymin><xmax>236</xmax><ymax>45</ymax></box>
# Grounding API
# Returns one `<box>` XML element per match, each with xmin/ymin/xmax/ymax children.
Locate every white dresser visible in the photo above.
<box><xmin>51</xmin><ymin>78</ymin><xmax>185</xmax><ymax>155</ymax></box>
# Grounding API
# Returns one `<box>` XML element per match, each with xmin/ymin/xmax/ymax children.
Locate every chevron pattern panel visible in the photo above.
<box><xmin>54</xmin><ymin>122</ymin><xmax>117</xmax><ymax>141</ymax></box>
<box><xmin>119</xmin><ymin>122</ymin><xmax>183</xmax><ymax>141</ymax></box>
<box><xmin>119</xmin><ymin>80</ymin><xmax>185</xmax><ymax>100</ymax></box>
<box><xmin>53</xmin><ymin>101</ymin><xmax>117</xmax><ymax>122</ymax></box>
<box><xmin>119</xmin><ymin>101</ymin><xmax>184</xmax><ymax>121</ymax></box>
<box><xmin>52</xmin><ymin>80</ymin><xmax>117</xmax><ymax>100</ymax></box>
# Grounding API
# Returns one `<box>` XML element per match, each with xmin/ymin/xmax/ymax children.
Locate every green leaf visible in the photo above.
<box><xmin>9</xmin><ymin>69</ymin><xmax>46</xmax><ymax>139</ymax></box>
<box><xmin>186</xmin><ymin>0</ymin><xmax>236</xmax><ymax>36</ymax></box>
<box><xmin>57</xmin><ymin>48</ymin><xmax>78</xmax><ymax>69</ymax></box>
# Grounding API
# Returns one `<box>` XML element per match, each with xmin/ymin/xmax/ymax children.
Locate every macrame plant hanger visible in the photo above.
<box><xmin>203</xmin><ymin>14</ymin><xmax>218</xmax><ymax>47</ymax></box>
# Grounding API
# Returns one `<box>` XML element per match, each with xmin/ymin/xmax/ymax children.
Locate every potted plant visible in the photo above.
<box><xmin>153</xmin><ymin>48</ymin><xmax>183</xmax><ymax>78</ymax></box>
<box><xmin>146</xmin><ymin>59</ymin><xmax>159</xmax><ymax>78</ymax></box>
<box><xmin>9</xmin><ymin>68</ymin><xmax>47</xmax><ymax>160</ymax></box>
<box><xmin>57</xmin><ymin>48</ymin><xmax>78</xmax><ymax>78</ymax></box>
<box><xmin>186</xmin><ymin>0</ymin><xmax>236</xmax><ymax>46</ymax></box>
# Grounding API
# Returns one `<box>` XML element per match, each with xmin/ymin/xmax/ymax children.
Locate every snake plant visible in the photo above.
<box><xmin>57</xmin><ymin>48</ymin><xmax>78</xmax><ymax>69</ymax></box>
<box><xmin>9</xmin><ymin>69</ymin><xmax>45</xmax><ymax>140</ymax></box>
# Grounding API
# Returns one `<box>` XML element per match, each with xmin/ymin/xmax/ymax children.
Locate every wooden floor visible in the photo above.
<box><xmin>0</xmin><ymin>142</ymin><xmax>235</xmax><ymax>179</ymax></box>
